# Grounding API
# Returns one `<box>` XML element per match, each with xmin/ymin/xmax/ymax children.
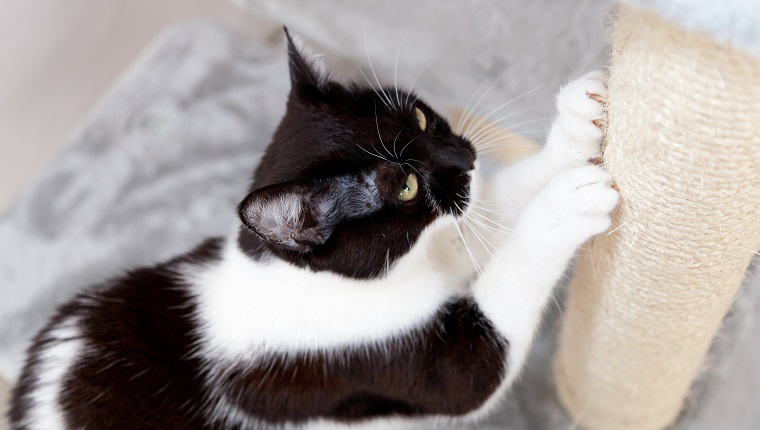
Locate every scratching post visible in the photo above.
<box><xmin>554</xmin><ymin>6</ymin><xmax>760</xmax><ymax>430</ymax></box>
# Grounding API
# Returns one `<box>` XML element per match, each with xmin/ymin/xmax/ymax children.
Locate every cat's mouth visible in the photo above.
<box><xmin>434</xmin><ymin>171</ymin><xmax>473</xmax><ymax>217</ymax></box>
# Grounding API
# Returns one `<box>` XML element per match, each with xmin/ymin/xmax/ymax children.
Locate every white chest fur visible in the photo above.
<box><xmin>193</xmin><ymin>217</ymin><xmax>466</xmax><ymax>359</ymax></box>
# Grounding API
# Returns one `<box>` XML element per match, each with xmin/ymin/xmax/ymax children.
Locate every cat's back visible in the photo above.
<box><xmin>9</xmin><ymin>238</ymin><xmax>225</xmax><ymax>430</ymax></box>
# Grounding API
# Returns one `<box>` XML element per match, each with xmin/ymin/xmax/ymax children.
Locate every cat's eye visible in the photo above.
<box><xmin>415</xmin><ymin>107</ymin><xmax>427</xmax><ymax>132</ymax></box>
<box><xmin>398</xmin><ymin>173</ymin><xmax>419</xmax><ymax>201</ymax></box>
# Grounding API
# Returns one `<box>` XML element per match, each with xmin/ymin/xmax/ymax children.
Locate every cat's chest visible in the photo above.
<box><xmin>191</xmin><ymin>241</ymin><xmax>461</xmax><ymax>358</ymax></box>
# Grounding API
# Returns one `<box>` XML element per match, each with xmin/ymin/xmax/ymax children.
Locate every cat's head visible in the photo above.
<box><xmin>238</xmin><ymin>29</ymin><xmax>476</xmax><ymax>278</ymax></box>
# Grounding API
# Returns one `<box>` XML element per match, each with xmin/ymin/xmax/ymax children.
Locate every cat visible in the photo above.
<box><xmin>9</xmin><ymin>29</ymin><xmax>618</xmax><ymax>429</ymax></box>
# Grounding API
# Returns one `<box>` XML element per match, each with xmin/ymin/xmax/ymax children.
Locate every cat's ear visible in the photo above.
<box><xmin>238</xmin><ymin>175</ymin><xmax>381</xmax><ymax>253</ymax></box>
<box><xmin>284</xmin><ymin>27</ymin><xmax>327</xmax><ymax>96</ymax></box>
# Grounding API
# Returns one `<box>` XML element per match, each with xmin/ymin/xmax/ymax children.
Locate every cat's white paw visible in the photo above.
<box><xmin>517</xmin><ymin>164</ymin><xmax>618</xmax><ymax>251</ymax></box>
<box><xmin>547</xmin><ymin>71</ymin><xmax>607</xmax><ymax>166</ymax></box>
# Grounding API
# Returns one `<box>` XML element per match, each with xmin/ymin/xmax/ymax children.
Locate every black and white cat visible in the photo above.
<box><xmin>10</xmin><ymin>30</ymin><xmax>618</xmax><ymax>429</ymax></box>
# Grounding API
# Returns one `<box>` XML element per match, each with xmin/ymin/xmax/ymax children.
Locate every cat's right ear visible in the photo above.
<box><xmin>284</xmin><ymin>27</ymin><xmax>327</xmax><ymax>97</ymax></box>
<box><xmin>238</xmin><ymin>174</ymin><xmax>382</xmax><ymax>253</ymax></box>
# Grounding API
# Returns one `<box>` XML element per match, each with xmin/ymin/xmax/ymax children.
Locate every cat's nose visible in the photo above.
<box><xmin>441</xmin><ymin>146</ymin><xmax>475</xmax><ymax>172</ymax></box>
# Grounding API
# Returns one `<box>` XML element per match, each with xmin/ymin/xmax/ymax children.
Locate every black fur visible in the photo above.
<box><xmin>10</xmin><ymin>29</ymin><xmax>507</xmax><ymax>429</ymax></box>
<box><xmin>221</xmin><ymin>298</ymin><xmax>506</xmax><ymax>425</ymax></box>
<box><xmin>11</xmin><ymin>239</ymin><xmax>223</xmax><ymax>429</ymax></box>
<box><xmin>238</xmin><ymin>29</ymin><xmax>475</xmax><ymax>279</ymax></box>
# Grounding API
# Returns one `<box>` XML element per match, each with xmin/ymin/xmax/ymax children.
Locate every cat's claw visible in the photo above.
<box><xmin>548</xmin><ymin>71</ymin><xmax>608</xmax><ymax>165</ymax></box>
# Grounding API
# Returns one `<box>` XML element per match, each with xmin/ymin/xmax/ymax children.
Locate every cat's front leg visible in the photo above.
<box><xmin>479</xmin><ymin>71</ymin><xmax>607</xmax><ymax>228</ymax></box>
<box><xmin>471</xmin><ymin>163</ymin><xmax>618</xmax><ymax>388</ymax></box>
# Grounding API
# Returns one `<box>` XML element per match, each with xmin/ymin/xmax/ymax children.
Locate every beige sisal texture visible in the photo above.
<box><xmin>554</xmin><ymin>5</ymin><xmax>760</xmax><ymax>430</ymax></box>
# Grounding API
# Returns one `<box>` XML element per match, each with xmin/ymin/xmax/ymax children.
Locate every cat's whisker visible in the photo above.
<box><xmin>467</xmin><ymin>210</ymin><xmax>522</xmax><ymax>238</ymax></box>
<box><xmin>461</xmin><ymin>200</ymin><xmax>517</xmax><ymax>213</ymax></box>
<box><xmin>393</xmin><ymin>30</ymin><xmax>408</xmax><ymax>109</ymax></box>
<box><xmin>452</xmin><ymin>218</ymin><xmax>487</xmax><ymax>281</ymax></box>
<box><xmin>454</xmin><ymin>193</ymin><xmax>507</xmax><ymax>211</ymax></box>
<box><xmin>405</xmin><ymin>158</ymin><xmax>427</xmax><ymax>166</ymax></box>
<box><xmin>479</xmin><ymin>107</ymin><xmax>551</xmax><ymax>130</ymax></box>
<box><xmin>467</xmin><ymin>117</ymin><xmax>549</xmax><ymax>145</ymax></box>
<box><xmin>354</xmin><ymin>58</ymin><xmax>391</xmax><ymax>110</ymax></box>
<box><xmin>457</xmin><ymin>106</ymin><xmax>549</xmax><ymax>143</ymax></box>
<box><xmin>462</xmin><ymin>214</ymin><xmax>506</xmax><ymax>252</ymax></box>
<box><xmin>460</xmin><ymin>105</ymin><xmax>547</xmax><ymax>136</ymax></box>
<box><xmin>357</xmin><ymin>144</ymin><xmax>392</xmax><ymax>164</ymax></box>
<box><xmin>391</xmin><ymin>129</ymin><xmax>405</xmax><ymax>159</ymax></box>
<box><xmin>466</xmin><ymin>104</ymin><xmax>548</xmax><ymax>143</ymax></box>
<box><xmin>403</xmin><ymin>162</ymin><xmax>423</xmax><ymax>179</ymax></box>
<box><xmin>457</xmin><ymin>72</ymin><xmax>511</xmax><ymax>136</ymax></box>
<box><xmin>475</xmin><ymin>144</ymin><xmax>542</xmax><ymax>156</ymax></box>
<box><xmin>458</xmin><ymin>210</ymin><xmax>497</xmax><ymax>257</ymax></box>
<box><xmin>454</xmin><ymin>217</ymin><xmax>515</xmax><ymax>304</ymax></box>
<box><xmin>472</xmin><ymin>134</ymin><xmax>543</xmax><ymax>152</ymax></box>
<box><xmin>468</xmin><ymin>121</ymin><xmax>549</xmax><ymax>149</ymax></box>
<box><xmin>461</xmin><ymin>85</ymin><xmax>545</xmax><ymax>139</ymax></box>
<box><xmin>374</xmin><ymin>104</ymin><xmax>396</xmax><ymax>160</ymax></box>
<box><xmin>404</xmin><ymin>65</ymin><xmax>428</xmax><ymax>109</ymax></box>
<box><xmin>471</xmin><ymin>129</ymin><xmax>547</xmax><ymax>152</ymax></box>
<box><xmin>464</xmin><ymin>199</ymin><xmax>512</xmax><ymax>212</ymax></box>
<box><xmin>363</xmin><ymin>26</ymin><xmax>395</xmax><ymax>110</ymax></box>
<box><xmin>456</xmin><ymin>72</ymin><xmax>500</xmax><ymax>136</ymax></box>
<box><xmin>399</xmin><ymin>133</ymin><xmax>423</xmax><ymax>158</ymax></box>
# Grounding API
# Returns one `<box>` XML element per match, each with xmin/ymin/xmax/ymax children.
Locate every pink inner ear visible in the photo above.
<box><xmin>246</xmin><ymin>191</ymin><xmax>305</xmax><ymax>244</ymax></box>
<box><xmin>239</xmin><ymin>172</ymin><xmax>384</xmax><ymax>253</ymax></box>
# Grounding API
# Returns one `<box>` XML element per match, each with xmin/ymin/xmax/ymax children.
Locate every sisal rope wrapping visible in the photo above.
<box><xmin>554</xmin><ymin>6</ymin><xmax>760</xmax><ymax>430</ymax></box>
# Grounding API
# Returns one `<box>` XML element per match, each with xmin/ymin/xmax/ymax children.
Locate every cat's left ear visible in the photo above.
<box><xmin>238</xmin><ymin>175</ymin><xmax>381</xmax><ymax>253</ymax></box>
<box><xmin>284</xmin><ymin>27</ymin><xmax>328</xmax><ymax>96</ymax></box>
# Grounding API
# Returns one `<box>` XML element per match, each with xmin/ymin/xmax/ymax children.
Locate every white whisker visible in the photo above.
<box><xmin>393</xmin><ymin>30</ymin><xmax>408</xmax><ymax>109</ymax></box>
<box><xmin>399</xmin><ymin>133</ymin><xmax>423</xmax><ymax>158</ymax></box>
<box><xmin>403</xmin><ymin>162</ymin><xmax>423</xmax><ymax>179</ymax></box>
<box><xmin>468</xmin><ymin>118</ymin><xmax>549</xmax><ymax>145</ymax></box>
<box><xmin>467</xmin><ymin>211</ymin><xmax>522</xmax><ymax>237</ymax></box>
<box><xmin>392</xmin><ymin>129</ymin><xmax>404</xmax><ymax>159</ymax></box>
<box><xmin>354</xmin><ymin>58</ymin><xmax>391</xmax><ymax>110</ymax></box>
<box><xmin>374</xmin><ymin>104</ymin><xmax>395</xmax><ymax>160</ymax></box>
<box><xmin>462</xmin><ymin>86</ymin><xmax>545</xmax><ymax>140</ymax></box>
<box><xmin>457</xmin><ymin>74</ymin><xmax>508</xmax><ymax>136</ymax></box>
<box><xmin>357</xmin><ymin>144</ymin><xmax>391</xmax><ymax>163</ymax></box>
<box><xmin>404</xmin><ymin>65</ymin><xmax>428</xmax><ymax>108</ymax></box>
<box><xmin>456</xmin><ymin>73</ymin><xmax>500</xmax><ymax>136</ymax></box>
<box><xmin>364</xmin><ymin>26</ymin><xmax>395</xmax><ymax>110</ymax></box>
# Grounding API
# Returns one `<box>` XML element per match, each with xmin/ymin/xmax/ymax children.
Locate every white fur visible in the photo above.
<box><xmin>465</xmin><ymin>71</ymin><xmax>616</xmax><ymax>396</ymax></box>
<box><xmin>257</xmin><ymin>192</ymin><xmax>303</xmax><ymax>228</ymax></box>
<box><xmin>21</xmin><ymin>317</ymin><xmax>83</xmax><ymax>430</ymax></box>
<box><xmin>194</xmin><ymin>215</ymin><xmax>464</xmax><ymax>358</ymax></box>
